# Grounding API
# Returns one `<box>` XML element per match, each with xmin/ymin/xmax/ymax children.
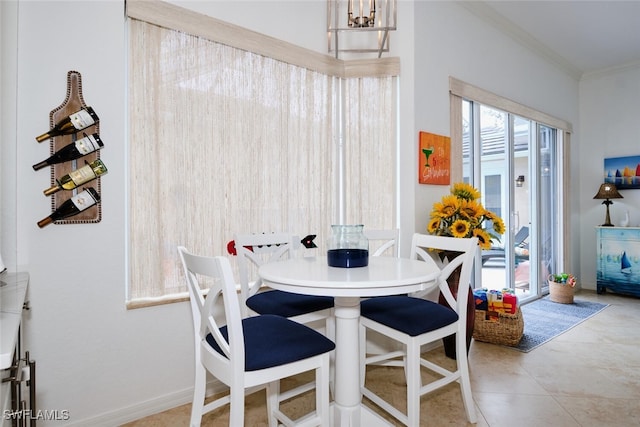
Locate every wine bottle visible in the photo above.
<box><xmin>32</xmin><ymin>133</ymin><xmax>104</xmax><ymax>171</ymax></box>
<box><xmin>43</xmin><ymin>159</ymin><xmax>108</xmax><ymax>196</ymax></box>
<box><xmin>37</xmin><ymin>187</ymin><xmax>100</xmax><ymax>228</ymax></box>
<box><xmin>35</xmin><ymin>106</ymin><xmax>99</xmax><ymax>142</ymax></box>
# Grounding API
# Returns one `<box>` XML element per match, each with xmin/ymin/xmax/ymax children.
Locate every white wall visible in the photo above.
<box><xmin>412</xmin><ymin>1</ymin><xmax>579</xmax><ymax>242</ymax></box>
<box><xmin>2</xmin><ymin>0</ymin><xmax>611</xmax><ymax>424</ymax></box>
<box><xmin>579</xmin><ymin>65</ymin><xmax>640</xmax><ymax>289</ymax></box>
<box><xmin>10</xmin><ymin>1</ymin><xmax>337</xmax><ymax>425</ymax></box>
<box><xmin>1</xmin><ymin>0</ymin><xmax>19</xmax><ymax>272</ymax></box>
<box><xmin>15</xmin><ymin>2</ymin><xmax>175</xmax><ymax>424</ymax></box>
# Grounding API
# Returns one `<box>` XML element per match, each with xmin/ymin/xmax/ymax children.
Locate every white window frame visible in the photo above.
<box><xmin>450</xmin><ymin>77</ymin><xmax>572</xmax><ymax>298</ymax></box>
<box><xmin>125</xmin><ymin>0</ymin><xmax>400</xmax><ymax>308</ymax></box>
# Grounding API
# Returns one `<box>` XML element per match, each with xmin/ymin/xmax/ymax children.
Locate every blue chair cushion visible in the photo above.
<box><xmin>206</xmin><ymin>314</ymin><xmax>335</xmax><ymax>371</ymax></box>
<box><xmin>360</xmin><ymin>296</ymin><xmax>459</xmax><ymax>337</ymax></box>
<box><xmin>247</xmin><ymin>290</ymin><xmax>334</xmax><ymax>318</ymax></box>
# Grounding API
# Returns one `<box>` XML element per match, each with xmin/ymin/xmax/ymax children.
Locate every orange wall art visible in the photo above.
<box><xmin>418</xmin><ymin>131</ymin><xmax>451</xmax><ymax>185</ymax></box>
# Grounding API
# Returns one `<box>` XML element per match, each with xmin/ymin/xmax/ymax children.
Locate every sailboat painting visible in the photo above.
<box><xmin>604</xmin><ymin>155</ymin><xmax>640</xmax><ymax>189</ymax></box>
<box><xmin>599</xmin><ymin>249</ymin><xmax>638</xmax><ymax>281</ymax></box>
<box><xmin>621</xmin><ymin>251</ymin><xmax>632</xmax><ymax>274</ymax></box>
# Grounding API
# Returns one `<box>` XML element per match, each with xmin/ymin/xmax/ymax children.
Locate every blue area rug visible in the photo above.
<box><xmin>512</xmin><ymin>296</ymin><xmax>609</xmax><ymax>352</ymax></box>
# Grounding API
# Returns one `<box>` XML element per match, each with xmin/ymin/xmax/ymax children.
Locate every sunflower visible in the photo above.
<box><xmin>450</xmin><ymin>219</ymin><xmax>471</xmax><ymax>238</ymax></box>
<box><xmin>473</xmin><ymin>228</ymin><xmax>493</xmax><ymax>250</ymax></box>
<box><xmin>427</xmin><ymin>182</ymin><xmax>503</xmax><ymax>248</ymax></box>
<box><xmin>492</xmin><ymin>215</ymin><xmax>506</xmax><ymax>235</ymax></box>
<box><xmin>427</xmin><ymin>217</ymin><xmax>441</xmax><ymax>234</ymax></box>
<box><xmin>451</xmin><ymin>182</ymin><xmax>481</xmax><ymax>201</ymax></box>
<box><xmin>431</xmin><ymin>194</ymin><xmax>459</xmax><ymax>219</ymax></box>
<box><xmin>458</xmin><ymin>199</ymin><xmax>483</xmax><ymax>220</ymax></box>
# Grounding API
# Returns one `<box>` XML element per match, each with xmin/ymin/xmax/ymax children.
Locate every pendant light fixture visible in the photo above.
<box><xmin>327</xmin><ymin>0</ymin><xmax>397</xmax><ymax>58</ymax></box>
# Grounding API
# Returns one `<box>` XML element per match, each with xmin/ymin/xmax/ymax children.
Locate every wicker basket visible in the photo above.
<box><xmin>548</xmin><ymin>280</ymin><xmax>574</xmax><ymax>304</ymax></box>
<box><xmin>473</xmin><ymin>308</ymin><xmax>524</xmax><ymax>346</ymax></box>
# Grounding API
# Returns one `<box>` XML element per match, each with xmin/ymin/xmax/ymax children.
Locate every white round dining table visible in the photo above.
<box><xmin>258</xmin><ymin>255</ymin><xmax>439</xmax><ymax>427</ymax></box>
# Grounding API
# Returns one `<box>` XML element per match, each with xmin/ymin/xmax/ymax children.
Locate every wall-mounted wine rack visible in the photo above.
<box><xmin>39</xmin><ymin>70</ymin><xmax>102</xmax><ymax>224</ymax></box>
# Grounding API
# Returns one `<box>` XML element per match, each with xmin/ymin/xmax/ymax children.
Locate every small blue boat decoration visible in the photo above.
<box><xmin>621</xmin><ymin>251</ymin><xmax>632</xmax><ymax>274</ymax></box>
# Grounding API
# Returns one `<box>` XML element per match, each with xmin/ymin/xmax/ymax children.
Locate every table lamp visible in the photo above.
<box><xmin>593</xmin><ymin>183</ymin><xmax>623</xmax><ymax>226</ymax></box>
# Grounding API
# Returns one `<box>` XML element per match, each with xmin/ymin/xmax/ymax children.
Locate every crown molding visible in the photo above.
<box><xmin>126</xmin><ymin>0</ymin><xmax>400</xmax><ymax>79</ymax></box>
<box><xmin>457</xmin><ymin>1</ymin><xmax>583</xmax><ymax>81</ymax></box>
<box><xmin>581</xmin><ymin>60</ymin><xmax>640</xmax><ymax>81</ymax></box>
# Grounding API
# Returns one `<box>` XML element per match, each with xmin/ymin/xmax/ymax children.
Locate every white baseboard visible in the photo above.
<box><xmin>64</xmin><ymin>380</ymin><xmax>225</xmax><ymax>427</ymax></box>
<box><xmin>61</xmin><ymin>336</ymin><xmax>443</xmax><ymax>426</ymax></box>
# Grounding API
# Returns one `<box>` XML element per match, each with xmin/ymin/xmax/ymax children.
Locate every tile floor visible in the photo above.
<box><xmin>124</xmin><ymin>289</ymin><xmax>640</xmax><ymax>426</ymax></box>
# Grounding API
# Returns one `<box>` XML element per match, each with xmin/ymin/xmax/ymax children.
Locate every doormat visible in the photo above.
<box><xmin>511</xmin><ymin>296</ymin><xmax>609</xmax><ymax>352</ymax></box>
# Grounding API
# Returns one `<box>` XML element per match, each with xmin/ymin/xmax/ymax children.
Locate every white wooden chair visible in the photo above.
<box><xmin>178</xmin><ymin>246</ymin><xmax>334</xmax><ymax>427</ymax></box>
<box><xmin>359</xmin><ymin>233</ymin><xmax>478</xmax><ymax>426</ymax></box>
<box><xmin>364</xmin><ymin>228</ymin><xmax>400</xmax><ymax>257</ymax></box>
<box><xmin>235</xmin><ymin>232</ymin><xmax>335</xmax><ymax>396</ymax></box>
<box><xmin>234</xmin><ymin>232</ymin><xmax>334</xmax><ymax>327</ymax></box>
<box><xmin>359</xmin><ymin>228</ymin><xmax>401</xmax><ymax>367</ymax></box>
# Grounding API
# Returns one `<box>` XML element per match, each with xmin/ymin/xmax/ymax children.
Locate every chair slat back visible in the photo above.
<box><xmin>178</xmin><ymin>246</ymin><xmax>244</xmax><ymax>369</ymax></box>
<box><xmin>234</xmin><ymin>232</ymin><xmax>298</xmax><ymax>316</ymax></box>
<box><xmin>364</xmin><ymin>228</ymin><xmax>400</xmax><ymax>257</ymax></box>
<box><xmin>409</xmin><ymin>234</ymin><xmax>478</xmax><ymax>313</ymax></box>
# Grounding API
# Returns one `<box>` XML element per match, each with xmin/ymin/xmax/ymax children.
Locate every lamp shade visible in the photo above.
<box><xmin>593</xmin><ymin>183</ymin><xmax>623</xmax><ymax>200</ymax></box>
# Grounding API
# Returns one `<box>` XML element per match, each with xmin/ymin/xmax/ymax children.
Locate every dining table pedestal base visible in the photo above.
<box><xmin>332</xmin><ymin>296</ymin><xmax>393</xmax><ymax>427</ymax></box>
<box><xmin>332</xmin><ymin>296</ymin><xmax>362</xmax><ymax>426</ymax></box>
<box><xmin>330</xmin><ymin>404</ymin><xmax>393</xmax><ymax>427</ymax></box>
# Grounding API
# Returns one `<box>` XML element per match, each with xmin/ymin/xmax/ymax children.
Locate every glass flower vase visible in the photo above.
<box><xmin>327</xmin><ymin>224</ymin><xmax>369</xmax><ymax>268</ymax></box>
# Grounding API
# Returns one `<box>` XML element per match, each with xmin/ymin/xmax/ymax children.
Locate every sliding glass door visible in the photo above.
<box><xmin>462</xmin><ymin>100</ymin><xmax>563</xmax><ymax>302</ymax></box>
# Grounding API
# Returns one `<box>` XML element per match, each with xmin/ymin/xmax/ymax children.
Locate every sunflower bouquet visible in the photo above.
<box><xmin>427</xmin><ymin>182</ymin><xmax>505</xmax><ymax>250</ymax></box>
